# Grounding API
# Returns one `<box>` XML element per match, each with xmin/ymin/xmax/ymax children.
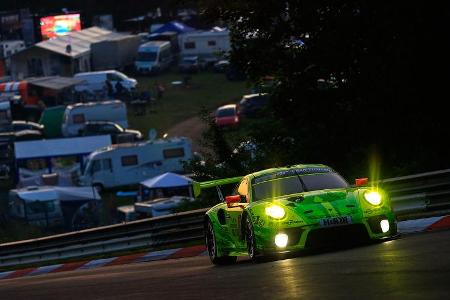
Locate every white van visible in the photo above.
<box><xmin>79</xmin><ymin>137</ymin><xmax>193</xmax><ymax>190</ymax></box>
<box><xmin>74</xmin><ymin>70</ymin><xmax>137</xmax><ymax>94</ymax></box>
<box><xmin>135</xmin><ymin>41</ymin><xmax>173</xmax><ymax>74</ymax></box>
<box><xmin>61</xmin><ymin>100</ymin><xmax>128</xmax><ymax>137</ymax></box>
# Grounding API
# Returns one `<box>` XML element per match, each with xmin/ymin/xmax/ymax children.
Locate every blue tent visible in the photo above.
<box><xmin>153</xmin><ymin>21</ymin><xmax>195</xmax><ymax>34</ymax></box>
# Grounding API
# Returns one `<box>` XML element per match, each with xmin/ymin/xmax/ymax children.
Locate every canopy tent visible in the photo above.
<box><xmin>140</xmin><ymin>172</ymin><xmax>193</xmax><ymax>188</ymax></box>
<box><xmin>15</xmin><ymin>135</ymin><xmax>111</xmax><ymax>160</ymax></box>
<box><xmin>153</xmin><ymin>21</ymin><xmax>195</xmax><ymax>34</ymax></box>
<box><xmin>14</xmin><ymin>135</ymin><xmax>111</xmax><ymax>179</ymax></box>
<box><xmin>27</xmin><ymin>76</ymin><xmax>85</xmax><ymax>91</ymax></box>
<box><xmin>14</xmin><ymin>186</ymin><xmax>101</xmax><ymax>202</ymax></box>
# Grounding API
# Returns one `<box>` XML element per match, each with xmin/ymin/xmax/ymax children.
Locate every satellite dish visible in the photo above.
<box><xmin>148</xmin><ymin>128</ymin><xmax>157</xmax><ymax>141</ymax></box>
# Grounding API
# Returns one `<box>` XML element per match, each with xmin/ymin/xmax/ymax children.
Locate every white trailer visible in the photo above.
<box><xmin>178</xmin><ymin>29</ymin><xmax>230</xmax><ymax>64</ymax></box>
<box><xmin>61</xmin><ymin>100</ymin><xmax>128</xmax><ymax>137</ymax></box>
<box><xmin>79</xmin><ymin>137</ymin><xmax>193</xmax><ymax>190</ymax></box>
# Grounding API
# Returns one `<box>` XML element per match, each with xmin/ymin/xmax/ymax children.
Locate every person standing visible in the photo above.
<box><xmin>105</xmin><ymin>79</ymin><xmax>113</xmax><ymax>98</ymax></box>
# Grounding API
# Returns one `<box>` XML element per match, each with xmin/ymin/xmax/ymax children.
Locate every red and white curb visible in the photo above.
<box><xmin>1</xmin><ymin>215</ymin><xmax>450</xmax><ymax>281</ymax></box>
<box><xmin>0</xmin><ymin>245</ymin><xmax>207</xmax><ymax>281</ymax></box>
<box><xmin>397</xmin><ymin>215</ymin><xmax>450</xmax><ymax>234</ymax></box>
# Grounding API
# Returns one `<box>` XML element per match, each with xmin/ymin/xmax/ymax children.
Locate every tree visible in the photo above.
<box><xmin>199</xmin><ymin>0</ymin><xmax>450</xmax><ymax>178</ymax></box>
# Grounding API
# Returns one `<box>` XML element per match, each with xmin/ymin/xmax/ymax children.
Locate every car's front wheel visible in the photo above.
<box><xmin>245</xmin><ymin>217</ymin><xmax>260</xmax><ymax>261</ymax></box>
<box><xmin>205</xmin><ymin>219</ymin><xmax>237</xmax><ymax>265</ymax></box>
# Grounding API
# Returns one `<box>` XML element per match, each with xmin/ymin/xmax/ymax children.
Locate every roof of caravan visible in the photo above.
<box><xmin>14</xmin><ymin>135</ymin><xmax>111</xmax><ymax>160</ymax></box>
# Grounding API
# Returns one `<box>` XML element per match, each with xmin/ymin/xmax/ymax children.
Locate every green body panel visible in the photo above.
<box><xmin>204</xmin><ymin>164</ymin><xmax>397</xmax><ymax>258</ymax></box>
<box><xmin>39</xmin><ymin>105</ymin><xmax>65</xmax><ymax>138</ymax></box>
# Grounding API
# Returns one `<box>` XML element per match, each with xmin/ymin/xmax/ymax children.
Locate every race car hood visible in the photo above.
<box><xmin>277</xmin><ymin>188</ymin><xmax>361</xmax><ymax>220</ymax></box>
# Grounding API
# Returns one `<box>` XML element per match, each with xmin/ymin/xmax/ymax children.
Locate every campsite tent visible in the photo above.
<box><xmin>139</xmin><ymin>172</ymin><xmax>193</xmax><ymax>201</ymax></box>
<box><xmin>153</xmin><ymin>21</ymin><xmax>195</xmax><ymax>34</ymax></box>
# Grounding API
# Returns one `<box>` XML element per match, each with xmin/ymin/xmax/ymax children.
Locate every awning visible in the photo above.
<box><xmin>141</xmin><ymin>172</ymin><xmax>193</xmax><ymax>189</ymax></box>
<box><xmin>27</xmin><ymin>76</ymin><xmax>85</xmax><ymax>90</ymax></box>
<box><xmin>14</xmin><ymin>135</ymin><xmax>111</xmax><ymax>160</ymax></box>
<box><xmin>14</xmin><ymin>186</ymin><xmax>101</xmax><ymax>202</ymax></box>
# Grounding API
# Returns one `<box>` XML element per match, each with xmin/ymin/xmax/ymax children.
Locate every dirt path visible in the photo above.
<box><xmin>167</xmin><ymin>116</ymin><xmax>207</xmax><ymax>153</ymax></box>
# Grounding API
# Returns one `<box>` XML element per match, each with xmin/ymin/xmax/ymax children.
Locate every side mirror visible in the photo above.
<box><xmin>225</xmin><ymin>195</ymin><xmax>241</xmax><ymax>208</ymax></box>
<box><xmin>355</xmin><ymin>178</ymin><xmax>369</xmax><ymax>186</ymax></box>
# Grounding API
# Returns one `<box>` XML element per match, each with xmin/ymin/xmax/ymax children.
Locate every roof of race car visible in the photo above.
<box><xmin>250</xmin><ymin>164</ymin><xmax>334</xmax><ymax>184</ymax></box>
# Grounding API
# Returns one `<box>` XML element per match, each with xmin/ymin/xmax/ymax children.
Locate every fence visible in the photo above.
<box><xmin>1</xmin><ymin>169</ymin><xmax>450</xmax><ymax>268</ymax></box>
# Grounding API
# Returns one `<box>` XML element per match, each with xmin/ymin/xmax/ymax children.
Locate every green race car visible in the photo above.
<box><xmin>201</xmin><ymin>164</ymin><xmax>397</xmax><ymax>265</ymax></box>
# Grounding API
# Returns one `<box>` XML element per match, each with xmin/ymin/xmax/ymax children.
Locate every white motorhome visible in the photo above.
<box><xmin>61</xmin><ymin>100</ymin><xmax>128</xmax><ymax>137</ymax></box>
<box><xmin>74</xmin><ymin>70</ymin><xmax>137</xmax><ymax>94</ymax></box>
<box><xmin>79</xmin><ymin>137</ymin><xmax>193</xmax><ymax>190</ymax></box>
<box><xmin>179</xmin><ymin>29</ymin><xmax>230</xmax><ymax>64</ymax></box>
<box><xmin>134</xmin><ymin>41</ymin><xmax>173</xmax><ymax>74</ymax></box>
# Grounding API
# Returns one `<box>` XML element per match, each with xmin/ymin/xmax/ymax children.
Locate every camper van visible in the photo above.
<box><xmin>179</xmin><ymin>29</ymin><xmax>230</xmax><ymax>65</ymax></box>
<box><xmin>79</xmin><ymin>137</ymin><xmax>193</xmax><ymax>190</ymax></box>
<box><xmin>61</xmin><ymin>100</ymin><xmax>128</xmax><ymax>137</ymax></box>
<box><xmin>135</xmin><ymin>41</ymin><xmax>173</xmax><ymax>74</ymax></box>
<box><xmin>74</xmin><ymin>70</ymin><xmax>138</xmax><ymax>94</ymax></box>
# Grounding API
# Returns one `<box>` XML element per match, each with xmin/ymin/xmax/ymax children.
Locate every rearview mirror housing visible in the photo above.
<box><xmin>355</xmin><ymin>178</ymin><xmax>369</xmax><ymax>186</ymax></box>
<box><xmin>225</xmin><ymin>195</ymin><xmax>241</xmax><ymax>207</ymax></box>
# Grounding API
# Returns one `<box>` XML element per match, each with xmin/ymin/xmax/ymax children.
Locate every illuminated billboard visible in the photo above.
<box><xmin>40</xmin><ymin>14</ymin><xmax>81</xmax><ymax>40</ymax></box>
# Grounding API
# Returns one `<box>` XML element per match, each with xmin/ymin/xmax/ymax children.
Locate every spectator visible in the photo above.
<box><xmin>115</xmin><ymin>80</ymin><xmax>124</xmax><ymax>98</ymax></box>
<box><xmin>155</xmin><ymin>81</ymin><xmax>165</xmax><ymax>100</ymax></box>
<box><xmin>105</xmin><ymin>80</ymin><xmax>113</xmax><ymax>98</ymax></box>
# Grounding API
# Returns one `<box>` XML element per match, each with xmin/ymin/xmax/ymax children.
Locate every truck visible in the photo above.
<box><xmin>79</xmin><ymin>137</ymin><xmax>193</xmax><ymax>190</ymax></box>
<box><xmin>61</xmin><ymin>100</ymin><xmax>128</xmax><ymax>137</ymax></box>
<box><xmin>134</xmin><ymin>41</ymin><xmax>173</xmax><ymax>74</ymax></box>
<box><xmin>178</xmin><ymin>29</ymin><xmax>230</xmax><ymax>65</ymax></box>
<box><xmin>91</xmin><ymin>35</ymin><xmax>141</xmax><ymax>71</ymax></box>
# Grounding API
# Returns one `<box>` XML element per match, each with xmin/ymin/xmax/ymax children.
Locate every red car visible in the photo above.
<box><xmin>215</xmin><ymin>104</ymin><xmax>239</xmax><ymax>127</ymax></box>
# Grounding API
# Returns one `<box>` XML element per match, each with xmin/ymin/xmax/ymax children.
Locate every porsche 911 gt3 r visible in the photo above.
<box><xmin>201</xmin><ymin>164</ymin><xmax>397</xmax><ymax>264</ymax></box>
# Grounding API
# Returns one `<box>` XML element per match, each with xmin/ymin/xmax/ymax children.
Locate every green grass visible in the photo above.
<box><xmin>129</xmin><ymin>70</ymin><xmax>249</xmax><ymax>136</ymax></box>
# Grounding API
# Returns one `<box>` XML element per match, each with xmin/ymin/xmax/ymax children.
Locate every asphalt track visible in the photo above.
<box><xmin>1</xmin><ymin>230</ymin><xmax>450</xmax><ymax>300</ymax></box>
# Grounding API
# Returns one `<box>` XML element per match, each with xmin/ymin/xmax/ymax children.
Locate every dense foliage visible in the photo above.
<box><xmin>196</xmin><ymin>1</ymin><xmax>450</xmax><ymax>179</ymax></box>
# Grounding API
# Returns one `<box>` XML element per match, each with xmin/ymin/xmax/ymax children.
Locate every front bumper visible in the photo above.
<box><xmin>256</xmin><ymin>216</ymin><xmax>397</xmax><ymax>253</ymax></box>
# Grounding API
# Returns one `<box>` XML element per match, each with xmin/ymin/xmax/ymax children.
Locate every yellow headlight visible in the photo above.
<box><xmin>265</xmin><ymin>205</ymin><xmax>286</xmax><ymax>219</ymax></box>
<box><xmin>364</xmin><ymin>191</ymin><xmax>382</xmax><ymax>206</ymax></box>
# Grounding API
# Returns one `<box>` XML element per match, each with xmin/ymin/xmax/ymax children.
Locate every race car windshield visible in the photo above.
<box><xmin>252</xmin><ymin>173</ymin><xmax>349</xmax><ymax>201</ymax></box>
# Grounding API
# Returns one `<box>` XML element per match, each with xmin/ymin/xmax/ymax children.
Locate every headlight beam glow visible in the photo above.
<box><xmin>364</xmin><ymin>191</ymin><xmax>382</xmax><ymax>206</ymax></box>
<box><xmin>265</xmin><ymin>205</ymin><xmax>286</xmax><ymax>219</ymax></box>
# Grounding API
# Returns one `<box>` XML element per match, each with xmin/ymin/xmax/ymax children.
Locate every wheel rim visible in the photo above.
<box><xmin>246</xmin><ymin>219</ymin><xmax>255</xmax><ymax>258</ymax></box>
<box><xmin>206</xmin><ymin>222</ymin><xmax>216</xmax><ymax>260</ymax></box>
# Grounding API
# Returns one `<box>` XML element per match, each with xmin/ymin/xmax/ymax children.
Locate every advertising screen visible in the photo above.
<box><xmin>40</xmin><ymin>14</ymin><xmax>81</xmax><ymax>40</ymax></box>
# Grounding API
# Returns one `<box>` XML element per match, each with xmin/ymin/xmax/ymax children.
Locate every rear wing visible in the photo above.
<box><xmin>192</xmin><ymin>176</ymin><xmax>243</xmax><ymax>198</ymax></box>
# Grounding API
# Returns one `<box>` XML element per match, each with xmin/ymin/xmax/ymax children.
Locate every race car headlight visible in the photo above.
<box><xmin>364</xmin><ymin>191</ymin><xmax>382</xmax><ymax>206</ymax></box>
<box><xmin>265</xmin><ymin>205</ymin><xmax>286</xmax><ymax>219</ymax></box>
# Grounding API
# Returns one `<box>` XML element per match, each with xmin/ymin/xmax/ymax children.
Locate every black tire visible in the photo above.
<box><xmin>205</xmin><ymin>219</ymin><xmax>237</xmax><ymax>265</ymax></box>
<box><xmin>245</xmin><ymin>216</ymin><xmax>259</xmax><ymax>261</ymax></box>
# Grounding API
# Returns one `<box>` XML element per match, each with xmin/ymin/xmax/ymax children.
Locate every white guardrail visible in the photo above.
<box><xmin>1</xmin><ymin>169</ymin><xmax>450</xmax><ymax>268</ymax></box>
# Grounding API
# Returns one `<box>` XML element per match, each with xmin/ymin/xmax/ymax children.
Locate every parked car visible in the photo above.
<box><xmin>79</xmin><ymin>121</ymin><xmax>143</xmax><ymax>144</ymax></box>
<box><xmin>213</xmin><ymin>59</ymin><xmax>230</xmax><ymax>73</ymax></box>
<box><xmin>0</xmin><ymin>130</ymin><xmax>43</xmax><ymax>142</ymax></box>
<box><xmin>179</xmin><ymin>56</ymin><xmax>201</xmax><ymax>73</ymax></box>
<box><xmin>74</xmin><ymin>70</ymin><xmax>137</xmax><ymax>94</ymax></box>
<box><xmin>238</xmin><ymin>93</ymin><xmax>269</xmax><ymax>117</ymax></box>
<box><xmin>215</xmin><ymin>104</ymin><xmax>240</xmax><ymax>127</ymax></box>
<box><xmin>135</xmin><ymin>41</ymin><xmax>174</xmax><ymax>74</ymax></box>
<box><xmin>62</xmin><ymin>100</ymin><xmax>128</xmax><ymax>137</ymax></box>
<box><xmin>0</xmin><ymin>120</ymin><xmax>44</xmax><ymax>133</ymax></box>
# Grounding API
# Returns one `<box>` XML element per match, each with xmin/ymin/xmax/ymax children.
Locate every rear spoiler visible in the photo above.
<box><xmin>192</xmin><ymin>176</ymin><xmax>243</xmax><ymax>197</ymax></box>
